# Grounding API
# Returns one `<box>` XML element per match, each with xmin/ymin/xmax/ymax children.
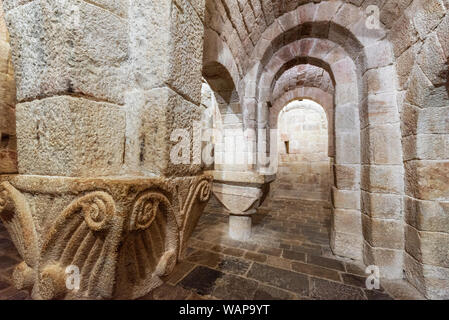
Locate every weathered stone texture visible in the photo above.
<box><xmin>0</xmin><ymin>0</ymin><xmax>17</xmax><ymax>174</ymax></box>
<box><xmin>5</xmin><ymin>0</ymin><xmax>129</xmax><ymax>104</ymax></box>
<box><xmin>131</xmin><ymin>88</ymin><xmax>204</xmax><ymax>177</ymax></box>
<box><xmin>1</xmin><ymin>0</ymin><xmax>449</xmax><ymax>301</ymax></box>
<box><xmin>0</xmin><ymin>174</ymin><xmax>212</xmax><ymax>299</ymax></box>
<box><xmin>16</xmin><ymin>96</ymin><xmax>126</xmax><ymax>177</ymax></box>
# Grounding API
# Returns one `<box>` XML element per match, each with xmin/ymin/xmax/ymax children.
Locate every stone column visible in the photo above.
<box><xmin>0</xmin><ymin>0</ymin><xmax>211</xmax><ymax>300</ymax></box>
<box><xmin>210</xmin><ymin>171</ymin><xmax>274</xmax><ymax>241</ymax></box>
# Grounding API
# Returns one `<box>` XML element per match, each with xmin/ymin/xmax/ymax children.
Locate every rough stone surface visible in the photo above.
<box><xmin>0</xmin><ymin>174</ymin><xmax>212</xmax><ymax>299</ymax></box>
<box><xmin>5</xmin><ymin>0</ymin><xmax>129</xmax><ymax>104</ymax></box>
<box><xmin>16</xmin><ymin>96</ymin><xmax>126</xmax><ymax>177</ymax></box>
<box><xmin>126</xmin><ymin>87</ymin><xmax>204</xmax><ymax>177</ymax></box>
<box><xmin>1</xmin><ymin>0</ymin><xmax>449</xmax><ymax>301</ymax></box>
<box><xmin>0</xmin><ymin>1</ymin><xmax>16</xmax><ymax>174</ymax></box>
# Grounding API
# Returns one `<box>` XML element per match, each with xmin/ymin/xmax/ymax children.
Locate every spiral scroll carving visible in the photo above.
<box><xmin>79</xmin><ymin>192</ymin><xmax>115</xmax><ymax>231</ymax></box>
<box><xmin>197</xmin><ymin>179</ymin><xmax>212</xmax><ymax>202</ymax></box>
<box><xmin>39</xmin><ymin>190</ymin><xmax>120</xmax><ymax>299</ymax></box>
<box><xmin>130</xmin><ymin>192</ymin><xmax>171</xmax><ymax>231</ymax></box>
<box><xmin>0</xmin><ymin>174</ymin><xmax>212</xmax><ymax>299</ymax></box>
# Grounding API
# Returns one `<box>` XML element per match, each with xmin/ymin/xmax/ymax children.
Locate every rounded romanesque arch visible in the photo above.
<box><xmin>271</xmin><ymin>64</ymin><xmax>335</xmax><ymax>105</ymax></box>
<box><xmin>271</xmin><ymin>87</ymin><xmax>334</xmax><ymax>158</ymax></box>
<box><xmin>255</xmin><ymin>37</ymin><xmax>364</xmax><ymax>261</ymax></box>
<box><xmin>273</xmin><ymin>99</ymin><xmax>331</xmax><ymax>202</ymax></box>
<box><xmin>240</xmin><ymin>2</ymin><xmax>404</xmax><ymax>278</ymax></box>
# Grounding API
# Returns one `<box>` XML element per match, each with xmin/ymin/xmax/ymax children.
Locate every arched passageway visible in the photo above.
<box><xmin>180</xmin><ymin>0</ymin><xmax>432</xmax><ymax>301</ymax></box>
<box><xmin>261</xmin><ymin>99</ymin><xmax>332</xmax><ymax>233</ymax></box>
<box><xmin>276</xmin><ymin>99</ymin><xmax>330</xmax><ymax>202</ymax></box>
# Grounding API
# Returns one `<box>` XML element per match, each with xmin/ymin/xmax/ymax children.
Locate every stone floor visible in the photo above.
<box><xmin>0</xmin><ymin>222</ymin><xmax>30</xmax><ymax>300</ymax></box>
<box><xmin>0</xmin><ymin>197</ymin><xmax>424</xmax><ymax>300</ymax></box>
<box><xmin>148</xmin><ymin>198</ymin><xmax>425</xmax><ymax>300</ymax></box>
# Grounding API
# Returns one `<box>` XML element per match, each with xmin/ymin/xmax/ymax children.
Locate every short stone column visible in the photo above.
<box><xmin>209</xmin><ymin>171</ymin><xmax>274</xmax><ymax>241</ymax></box>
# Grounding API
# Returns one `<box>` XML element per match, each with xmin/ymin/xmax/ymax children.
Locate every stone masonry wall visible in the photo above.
<box><xmin>386</xmin><ymin>0</ymin><xmax>449</xmax><ymax>299</ymax></box>
<box><xmin>0</xmin><ymin>1</ymin><xmax>16</xmax><ymax>173</ymax></box>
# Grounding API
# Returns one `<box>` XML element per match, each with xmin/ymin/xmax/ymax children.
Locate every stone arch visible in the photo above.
<box><xmin>202</xmin><ymin>59</ymin><xmax>249</xmax><ymax>172</ymax></box>
<box><xmin>203</xmin><ymin>61</ymin><xmax>238</xmax><ymax>105</ymax></box>
<box><xmin>272</xmin><ymin>98</ymin><xmax>332</xmax><ymax>206</ymax></box>
<box><xmin>257</xmin><ymin>38</ymin><xmax>362</xmax><ymax>261</ymax></box>
<box><xmin>272</xmin><ymin>87</ymin><xmax>334</xmax><ymax>159</ymax></box>
<box><xmin>243</xmin><ymin>1</ymin><xmax>404</xmax><ymax>278</ymax></box>
<box><xmin>203</xmin><ymin>28</ymin><xmax>241</xmax><ymax>95</ymax></box>
<box><xmin>271</xmin><ymin>64</ymin><xmax>334</xmax><ymax>105</ymax></box>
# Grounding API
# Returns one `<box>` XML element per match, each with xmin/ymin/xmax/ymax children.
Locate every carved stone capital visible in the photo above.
<box><xmin>212</xmin><ymin>183</ymin><xmax>263</xmax><ymax>215</ymax></box>
<box><xmin>206</xmin><ymin>170</ymin><xmax>274</xmax><ymax>240</ymax></box>
<box><xmin>209</xmin><ymin>170</ymin><xmax>274</xmax><ymax>215</ymax></box>
<box><xmin>0</xmin><ymin>174</ymin><xmax>212</xmax><ymax>299</ymax></box>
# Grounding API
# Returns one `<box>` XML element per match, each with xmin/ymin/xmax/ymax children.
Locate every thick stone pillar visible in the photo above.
<box><xmin>0</xmin><ymin>2</ymin><xmax>16</xmax><ymax>173</ymax></box>
<box><xmin>0</xmin><ymin>0</ymin><xmax>211</xmax><ymax>300</ymax></box>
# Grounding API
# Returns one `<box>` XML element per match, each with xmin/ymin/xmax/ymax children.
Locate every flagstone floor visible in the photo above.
<box><xmin>0</xmin><ymin>198</ymin><xmax>424</xmax><ymax>300</ymax></box>
<box><xmin>146</xmin><ymin>198</ymin><xmax>424</xmax><ymax>300</ymax></box>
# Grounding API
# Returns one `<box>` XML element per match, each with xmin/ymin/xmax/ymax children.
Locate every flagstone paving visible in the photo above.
<box><xmin>0</xmin><ymin>198</ymin><xmax>425</xmax><ymax>300</ymax></box>
<box><xmin>149</xmin><ymin>198</ymin><xmax>425</xmax><ymax>300</ymax></box>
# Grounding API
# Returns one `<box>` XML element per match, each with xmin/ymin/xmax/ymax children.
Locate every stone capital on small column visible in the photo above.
<box><xmin>208</xmin><ymin>170</ymin><xmax>275</xmax><ymax>241</ymax></box>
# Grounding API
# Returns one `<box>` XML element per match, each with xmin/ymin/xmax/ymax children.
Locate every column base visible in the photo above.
<box><xmin>0</xmin><ymin>174</ymin><xmax>212</xmax><ymax>299</ymax></box>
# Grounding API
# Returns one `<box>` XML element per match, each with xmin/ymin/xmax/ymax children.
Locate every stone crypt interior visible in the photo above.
<box><xmin>0</xmin><ymin>0</ymin><xmax>448</xmax><ymax>300</ymax></box>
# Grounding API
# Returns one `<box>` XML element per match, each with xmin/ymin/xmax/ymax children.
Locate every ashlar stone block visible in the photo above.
<box><xmin>5</xmin><ymin>0</ymin><xmax>129</xmax><ymax>104</ymax></box>
<box><xmin>361</xmin><ymin>191</ymin><xmax>403</xmax><ymax>220</ymax></box>
<box><xmin>16</xmin><ymin>95</ymin><xmax>125</xmax><ymax>177</ymax></box>
<box><xmin>335</xmin><ymin>132</ymin><xmax>360</xmax><ymax>164</ymax></box>
<box><xmin>405</xmin><ymin>225</ymin><xmax>449</xmax><ymax>269</ymax></box>
<box><xmin>361</xmin><ymin>124</ymin><xmax>403</xmax><ymax>165</ymax></box>
<box><xmin>405</xmin><ymin>65</ymin><xmax>448</xmax><ymax>109</ymax></box>
<box><xmin>363</xmin><ymin>241</ymin><xmax>403</xmax><ymax>279</ymax></box>
<box><xmin>404</xmin><ymin>196</ymin><xmax>449</xmax><ymax>233</ymax></box>
<box><xmin>132</xmin><ymin>87</ymin><xmax>204</xmax><ymax>178</ymax></box>
<box><xmin>333</xmin><ymin>209</ymin><xmax>362</xmax><ymax>235</ymax></box>
<box><xmin>330</xmin><ymin>230</ymin><xmax>363</xmax><ymax>261</ymax></box>
<box><xmin>334</xmin><ymin>164</ymin><xmax>360</xmax><ymax>190</ymax></box>
<box><xmin>363</xmin><ymin>65</ymin><xmax>397</xmax><ymax>95</ymax></box>
<box><xmin>403</xmin><ymin>134</ymin><xmax>449</xmax><ymax>161</ymax></box>
<box><xmin>361</xmin><ymin>165</ymin><xmax>404</xmax><ymax>195</ymax></box>
<box><xmin>0</xmin><ymin>173</ymin><xmax>213</xmax><ymax>299</ymax></box>
<box><xmin>404</xmin><ymin>160</ymin><xmax>449</xmax><ymax>200</ymax></box>
<box><xmin>360</xmin><ymin>93</ymin><xmax>399</xmax><ymax>129</ymax></box>
<box><xmin>362</xmin><ymin>214</ymin><xmax>404</xmax><ymax>250</ymax></box>
<box><xmin>404</xmin><ymin>252</ymin><xmax>449</xmax><ymax>300</ymax></box>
